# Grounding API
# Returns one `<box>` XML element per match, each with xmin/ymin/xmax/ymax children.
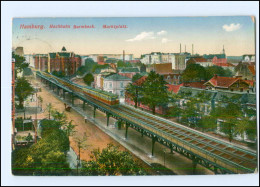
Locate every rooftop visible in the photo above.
<box><xmin>104</xmin><ymin>73</ymin><xmax>131</xmax><ymax>81</ymax></box>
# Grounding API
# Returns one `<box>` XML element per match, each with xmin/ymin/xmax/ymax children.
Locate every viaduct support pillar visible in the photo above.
<box><xmin>106</xmin><ymin>114</ymin><xmax>110</xmax><ymax>127</ymax></box>
<box><xmin>83</xmin><ymin>101</ymin><xmax>86</xmax><ymax>110</ymax></box>
<box><xmin>151</xmin><ymin>136</ymin><xmax>156</xmax><ymax>156</ymax></box>
<box><xmin>125</xmin><ymin>123</ymin><xmax>129</xmax><ymax>139</ymax></box>
<box><xmin>93</xmin><ymin>107</ymin><xmax>96</xmax><ymax>118</ymax></box>
<box><xmin>192</xmin><ymin>158</ymin><xmax>198</xmax><ymax>175</ymax></box>
<box><xmin>63</xmin><ymin>90</ymin><xmax>65</xmax><ymax>99</ymax></box>
<box><xmin>71</xmin><ymin>93</ymin><xmax>74</xmax><ymax>106</ymax></box>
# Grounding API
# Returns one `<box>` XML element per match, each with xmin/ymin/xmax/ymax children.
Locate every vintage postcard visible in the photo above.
<box><xmin>11</xmin><ymin>16</ymin><xmax>257</xmax><ymax>176</ymax></box>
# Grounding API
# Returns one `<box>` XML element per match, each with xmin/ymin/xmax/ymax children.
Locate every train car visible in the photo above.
<box><xmin>37</xmin><ymin>71</ymin><xmax>119</xmax><ymax>106</ymax></box>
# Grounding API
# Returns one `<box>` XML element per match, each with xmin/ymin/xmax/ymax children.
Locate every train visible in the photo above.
<box><xmin>36</xmin><ymin>71</ymin><xmax>119</xmax><ymax>106</ymax></box>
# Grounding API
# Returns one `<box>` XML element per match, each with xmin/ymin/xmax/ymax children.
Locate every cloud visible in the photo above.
<box><xmin>222</xmin><ymin>23</ymin><xmax>241</xmax><ymax>32</ymax></box>
<box><xmin>161</xmin><ymin>38</ymin><xmax>171</xmax><ymax>43</ymax></box>
<box><xmin>126</xmin><ymin>31</ymin><xmax>156</xmax><ymax>42</ymax></box>
<box><xmin>157</xmin><ymin>30</ymin><xmax>167</xmax><ymax>35</ymax></box>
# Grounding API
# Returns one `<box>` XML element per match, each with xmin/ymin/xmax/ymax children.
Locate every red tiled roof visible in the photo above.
<box><xmin>167</xmin><ymin>84</ymin><xmax>183</xmax><ymax>93</ymax></box>
<box><xmin>248</xmin><ymin>65</ymin><xmax>256</xmax><ymax>76</ymax></box>
<box><xmin>206</xmin><ymin>75</ymin><xmax>243</xmax><ymax>88</ymax></box>
<box><xmin>244</xmin><ymin>80</ymin><xmax>255</xmax><ymax>86</ymax></box>
<box><xmin>154</xmin><ymin>63</ymin><xmax>173</xmax><ymax>75</ymax></box>
<box><xmin>183</xmin><ymin>81</ymin><xmax>207</xmax><ymax>89</ymax></box>
<box><xmin>214</xmin><ymin>62</ymin><xmax>235</xmax><ymax>67</ymax></box>
<box><xmin>133</xmin><ymin>76</ymin><xmax>147</xmax><ymax>86</ymax></box>
<box><xmin>193</xmin><ymin>57</ymin><xmax>207</xmax><ymax>62</ymax></box>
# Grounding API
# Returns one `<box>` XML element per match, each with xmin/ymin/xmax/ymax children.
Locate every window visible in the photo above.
<box><xmin>109</xmin><ymin>82</ymin><xmax>112</xmax><ymax>89</ymax></box>
<box><xmin>120</xmin><ymin>90</ymin><xmax>124</xmax><ymax>96</ymax></box>
<box><xmin>120</xmin><ymin>82</ymin><xmax>124</xmax><ymax>88</ymax></box>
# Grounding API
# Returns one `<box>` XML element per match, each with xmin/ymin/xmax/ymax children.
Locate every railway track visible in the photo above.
<box><xmin>117</xmin><ymin>105</ymin><xmax>257</xmax><ymax>171</ymax></box>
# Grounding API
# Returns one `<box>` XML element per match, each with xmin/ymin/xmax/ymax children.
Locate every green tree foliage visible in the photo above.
<box><xmin>80</xmin><ymin>144</ymin><xmax>146</xmax><ymax>176</ymax></box>
<box><xmin>132</xmin><ymin>73</ymin><xmax>143</xmax><ymax>82</ymax></box>
<box><xmin>168</xmin><ymin>107</ymin><xmax>183</xmax><ymax>122</ymax></box>
<box><xmin>85</xmin><ymin>58</ymin><xmax>96</xmax><ymax>72</ymax></box>
<box><xmin>182</xmin><ymin>64</ymin><xmax>207</xmax><ymax>82</ymax></box>
<box><xmin>76</xmin><ymin>66</ymin><xmax>88</xmax><ymax>76</ymax></box>
<box><xmin>15</xmin><ymin>77</ymin><xmax>34</xmax><ymax>109</ymax></box>
<box><xmin>92</xmin><ymin>64</ymin><xmax>109</xmax><ymax>73</ymax></box>
<box><xmin>205</xmin><ymin>65</ymin><xmax>233</xmax><ymax>80</ymax></box>
<box><xmin>117</xmin><ymin>60</ymin><xmax>132</xmax><ymax>68</ymax></box>
<box><xmin>83</xmin><ymin>73</ymin><xmax>94</xmax><ymax>86</ymax></box>
<box><xmin>12</xmin><ymin>120</ymin><xmax>70</xmax><ymax>176</ymax></box>
<box><xmin>13</xmin><ymin>52</ymin><xmax>29</xmax><ymax>78</ymax></box>
<box><xmin>125</xmin><ymin>83</ymin><xmax>140</xmax><ymax>108</ymax></box>
<box><xmin>141</xmin><ymin>71</ymin><xmax>168</xmax><ymax>114</ymax></box>
<box><xmin>198</xmin><ymin>116</ymin><xmax>217</xmax><ymax>132</ymax></box>
<box><xmin>52</xmin><ymin>70</ymin><xmax>65</xmax><ymax>78</ymax></box>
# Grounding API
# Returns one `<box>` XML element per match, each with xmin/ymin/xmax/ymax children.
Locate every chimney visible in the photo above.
<box><xmin>214</xmin><ymin>74</ymin><xmax>218</xmax><ymax>79</ymax></box>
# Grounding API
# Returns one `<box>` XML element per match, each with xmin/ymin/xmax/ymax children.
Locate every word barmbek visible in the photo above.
<box><xmin>49</xmin><ymin>24</ymin><xmax>95</xmax><ymax>29</ymax></box>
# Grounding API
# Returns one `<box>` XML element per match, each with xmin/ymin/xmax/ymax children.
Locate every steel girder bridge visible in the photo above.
<box><xmin>36</xmin><ymin>72</ymin><xmax>257</xmax><ymax>175</ymax></box>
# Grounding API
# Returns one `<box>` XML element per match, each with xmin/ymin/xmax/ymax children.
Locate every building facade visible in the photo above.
<box><xmin>103</xmin><ymin>74</ymin><xmax>131</xmax><ymax>97</ymax></box>
<box><xmin>34</xmin><ymin>47</ymin><xmax>81</xmax><ymax>76</ymax></box>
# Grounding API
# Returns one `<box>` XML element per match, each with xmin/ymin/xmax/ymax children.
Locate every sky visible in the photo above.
<box><xmin>12</xmin><ymin>16</ymin><xmax>255</xmax><ymax>58</ymax></box>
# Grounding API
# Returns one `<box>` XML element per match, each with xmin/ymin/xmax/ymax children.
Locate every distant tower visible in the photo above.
<box><xmin>185</xmin><ymin>45</ymin><xmax>186</xmax><ymax>53</ymax></box>
<box><xmin>61</xmin><ymin>46</ymin><xmax>67</xmax><ymax>52</ymax></box>
<box><xmin>222</xmin><ymin>45</ymin><xmax>225</xmax><ymax>54</ymax></box>
<box><xmin>123</xmin><ymin>50</ymin><xmax>125</xmax><ymax>62</ymax></box>
<box><xmin>180</xmin><ymin>43</ymin><xmax>181</xmax><ymax>53</ymax></box>
<box><xmin>192</xmin><ymin>44</ymin><xmax>194</xmax><ymax>55</ymax></box>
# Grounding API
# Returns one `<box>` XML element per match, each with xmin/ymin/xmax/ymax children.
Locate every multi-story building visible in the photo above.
<box><xmin>242</xmin><ymin>54</ymin><xmax>255</xmax><ymax>63</ymax></box>
<box><xmin>34</xmin><ymin>47</ymin><xmax>81</xmax><ymax>76</ymax></box>
<box><xmin>173</xmin><ymin>53</ymin><xmax>190</xmax><ymax>70</ymax></box>
<box><xmin>235</xmin><ymin>62</ymin><xmax>256</xmax><ymax>81</ymax></box>
<box><xmin>34</xmin><ymin>54</ymin><xmax>48</xmax><ymax>72</ymax></box>
<box><xmin>118</xmin><ymin>67</ymin><xmax>140</xmax><ymax>79</ymax></box>
<box><xmin>186</xmin><ymin>57</ymin><xmax>213</xmax><ymax>67</ymax></box>
<box><xmin>103</xmin><ymin>73</ymin><xmax>131</xmax><ymax>97</ymax></box>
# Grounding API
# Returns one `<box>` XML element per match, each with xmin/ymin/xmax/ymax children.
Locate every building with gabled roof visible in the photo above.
<box><xmin>103</xmin><ymin>73</ymin><xmax>131</xmax><ymax>97</ymax></box>
<box><xmin>204</xmin><ymin>74</ymin><xmax>250</xmax><ymax>92</ymax></box>
<box><xmin>34</xmin><ymin>47</ymin><xmax>81</xmax><ymax>76</ymax></box>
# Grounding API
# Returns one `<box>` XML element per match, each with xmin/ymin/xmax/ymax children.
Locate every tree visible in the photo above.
<box><xmin>212</xmin><ymin>103</ymin><xmax>242</xmax><ymax>142</ymax></box>
<box><xmin>198</xmin><ymin>116</ymin><xmax>217</xmax><ymax>132</ymax></box>
<box><xmin>84</xmin><ymin>58</ymin><xmax>96</xmax><ymax>73</ymax></box>
<box><xmin>15</xmin><ymin>77</ymin><xmax>34</xmax><ymax>109</ymax></box>
<box><xmin>125</xmin><ymin>83</ymin><xmax>140</xmax><ymax>108</ymax></box>
<box><xmin>205</xmin><ymin>65</ymin><xmax>233</xmax><ymax>80</ymax></box>
<box><xmin>13</xmin><ymin>52</ymin><xmax>29</xmax><ymax>78</ymax></box>
<box><xmin>235</xmin><ymin>116</ymin><xmax>249</xmax><ymax>141</ymax></box>
<box><xmin>73</xmin><ymin>134</ymin><xmax>89</xmax><ymax>175</ymax></box>
<box><xmin>132</xmin><ymin>73</ymin><xmax>143</xmax><ymax>82</ymax></box>
<box><xmin>141</xmin><ymin>71</ymin><xmax>168</xmax><ymax>115</ymax></box>
<box><xmin>64</xmin><ymin>120</ymin><xmax>77</xmax><ymax>137</ymax></box>
<box><xmin>46</xmin><ymin>103</ymin><xmax>53</xmax><ymax>120</ymax></box>
<box><xmin>76</xmin><ymin>66</ymin><xmax>88</xmax><ymax>76</ymax></box>
<box><xmin>51</xmin><ymin>109</ymin><xmax>67</xmax><ymax>126</ymax></box>
<box><xmin>182</xmin><ymin>64</ymin><xmax>207</xmax><ymax>82</ymax></box>
<box><xmin>80</xmin><ymin>144</ymin><xmax>146</xmax><ymax>176</ymax></box>
<box><xmin>37</xmin><ymin>96</ymin><xmax>43</xmax><ymax>109</ymax></box>
<box><xmin>83</xmin><ymin>73</ymin><xmax>94</xmax><ymax>86</ymax></box>
<box><xmin>168</xmin><ymin>107</ymin><xmax>183</xmax><ymax>122</ymax></box>
<box><xmin>52</xmin><ymin>70</ymin><xmax>65</xmax><ymax>78</ymax></box>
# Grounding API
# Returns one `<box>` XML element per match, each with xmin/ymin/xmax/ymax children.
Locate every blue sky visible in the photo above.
<box><xmin>12</xmin><ymin>16</ymin><xmax>255</xmax><ymax>57</ymax></box>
